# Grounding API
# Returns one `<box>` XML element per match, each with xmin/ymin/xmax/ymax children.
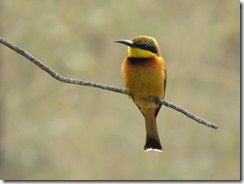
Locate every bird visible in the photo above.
<box><xmin>115</xmin><ymin>35</ymin><xmax>167</xmax><ymax>152</ymax></box>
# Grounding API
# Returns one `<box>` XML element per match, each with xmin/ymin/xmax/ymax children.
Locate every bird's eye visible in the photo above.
<box><xmin>140</xmin><ymin>43</ymin><xmax>157</xmax><ymax>54</ymax></box>
<box><xmin>142</xmin><ymin>43</ymin><xmax>151</xmax><ymax>49</ymax></box>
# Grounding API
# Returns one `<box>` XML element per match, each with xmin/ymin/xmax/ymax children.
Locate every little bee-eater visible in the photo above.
<box><xmin>115</xmin><ymin>35</ymin><xmax>167</xmax><ymax>152</ymax></box>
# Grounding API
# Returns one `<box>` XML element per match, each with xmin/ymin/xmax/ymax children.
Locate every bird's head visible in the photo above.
<box><xmin>115</xmin><ymin>35</ymin><xmax>161</xmax><ymax>58</ymax></box>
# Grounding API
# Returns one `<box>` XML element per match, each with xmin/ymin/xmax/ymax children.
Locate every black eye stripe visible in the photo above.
<box><xmin>138</xmin><ymin>44</ymin><xmax>157</xmax><ymax>54</ymax></box>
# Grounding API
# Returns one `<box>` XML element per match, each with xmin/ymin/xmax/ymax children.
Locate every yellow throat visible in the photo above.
<box><xmin>128</xmin><ymin>47</ymin><xmax>157</xmax><ymax>58</ymax></box>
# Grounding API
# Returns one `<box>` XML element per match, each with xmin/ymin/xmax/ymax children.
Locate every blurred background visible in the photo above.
<box><xmin>0</xmin><ymin>0</ymin><xmax>240</xmax><ymax>180</ymax></box>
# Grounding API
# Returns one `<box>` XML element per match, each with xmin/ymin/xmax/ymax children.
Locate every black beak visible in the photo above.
<box><xmin>114</xmin><ymin>39</ymin><xmax>134</xmax><ymax>47</ymax></box>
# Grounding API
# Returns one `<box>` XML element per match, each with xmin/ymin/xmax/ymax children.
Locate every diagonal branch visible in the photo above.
<box><xmin>0</xmin><ymin>36</ymin><xmax>218</xmax><ymax>129</ymax></box>
<box><xmin>148</xmin><ymin>97</ymin><xmax>218</xmax><ymax>129</ymax></box>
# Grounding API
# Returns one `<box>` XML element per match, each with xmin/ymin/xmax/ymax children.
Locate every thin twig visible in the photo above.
<box><xmin>148</xmin><ymin>97</ymin><xmax>218</xmax><ymax>129</ymax></box>
<box><xmin>0</xmin><ymin>36</ymin><xmax>218</xmax><ymax>129</ymax></box>
<box><xmin>0</xmin><ymin>37</ymin><xmax>130</xmax><ymax>96</ymax></box>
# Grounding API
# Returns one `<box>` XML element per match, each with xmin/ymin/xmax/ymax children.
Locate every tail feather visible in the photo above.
<box><xmin>144</xmin><ymin>135</ymin><xmax>162</xmax><ymax>152</ymax></box>
<box><xmin>144</xmin><ymin>110</ymin><xmax>163</xmax><ymax>152</ymax></box>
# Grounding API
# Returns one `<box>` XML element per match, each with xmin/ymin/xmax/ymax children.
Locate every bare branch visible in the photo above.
<box><xmin>148</xmin><ymin>97</ymin><xmax>218</xmax><ymax>129</ymax></box>
<box><xmin>0</xmin><ymin>36</ymin><xmax>218</xmax><ymax>129</ymax></box>
<box><xmin>0</xmin><ymin>37</ymin><xmax>130</xmax><ymax>96</ymax></box>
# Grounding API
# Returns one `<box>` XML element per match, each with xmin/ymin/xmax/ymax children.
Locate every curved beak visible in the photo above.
<box><xmin>114</xmin><ymin>39</ymin><xmax>134</xmax><ymax>47</ymax></box>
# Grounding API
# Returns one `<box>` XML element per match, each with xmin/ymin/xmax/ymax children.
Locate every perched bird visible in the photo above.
<box><xmin>115</xmin><ymin>35</ymin><xmax>167</xmax><ymax>152</ymax></box>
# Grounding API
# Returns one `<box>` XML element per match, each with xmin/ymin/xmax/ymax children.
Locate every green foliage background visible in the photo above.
<box><xmin>0</xmin><ymin>0</ymin><xmax>240</xmax><ymax>180</ymax></box>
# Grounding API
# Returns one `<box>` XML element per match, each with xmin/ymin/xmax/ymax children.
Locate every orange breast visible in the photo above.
<box><xmin>121</xmin><ymin>56</ymin><xmax>167</xmax><ymax>99</ymax></box>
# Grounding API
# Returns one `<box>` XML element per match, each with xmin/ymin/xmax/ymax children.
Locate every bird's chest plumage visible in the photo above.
<box><xmin>121</xmin><ymin>56</ymin><xmax>166</xmax><ymax>99</ymax></box>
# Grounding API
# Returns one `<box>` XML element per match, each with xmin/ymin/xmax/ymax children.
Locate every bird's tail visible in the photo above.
<box><xmin>144</xmin><ymin>112</ymin><xmax>163</xmax><ymax>152</ymax></box>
